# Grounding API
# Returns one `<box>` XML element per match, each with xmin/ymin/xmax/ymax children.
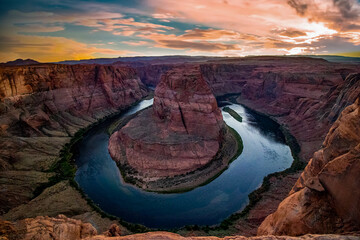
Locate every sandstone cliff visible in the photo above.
<box><xmin>0</xmin><ymin>64</ymin><xmax>148</xmax><ymax>227</ymax></box>
<box><xmin>1</xmin><ymin>57</ymin><xmax>359</xmax><ymax>239</ymax></box>
<box><xmin>1</xmin><ymin>216</ymin><xmax>358</xmax><ymax>240</ymax></box>
<box><xmin>0</xmin><ymin>215</ymin><xmax>97</xmax><ymax>240</ymax></box>
<box><xmin>108</xmin><ymin>66</ymin><xmax>232</xmax><ymax>188</ymax></box>
<box><xmin>258</xmin><ymin>96</ymin><xmax>360</xmax><ymax>235</ymax></box>
<box><xmin>135</xmin><ymin>57</ymin><xmax>360</xmax><ymax>161</ymax></box>
<box><xmin>123</xmin><ymin>57</ymin><xmax>360</xmax><ymax>235</ymax></box>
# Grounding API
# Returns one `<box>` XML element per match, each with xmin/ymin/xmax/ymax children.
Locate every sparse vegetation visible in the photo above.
<box><xmin>173</xmin><ymin>97</ymin><xmax>306</xmax><ymax>237</ymax></box>
<box><xmin>32</xmin><ymin>98</ymin><xmax>152</xmax><ymax>234</ymax></box>
<box><xmin>223</xmin><ymin>106</ymin><xmax>242</xmax><ymax>122</ymax></box>
<box><xmin>32</xmin><ymin>93</ymin><xmax>305</xmax><ymax>237</ymax></box>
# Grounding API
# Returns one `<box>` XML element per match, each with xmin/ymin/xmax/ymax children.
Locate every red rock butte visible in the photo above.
<box><xmin>108</xmin><ymin>66</ymin><xmax>225</xmax><ymax>178</ymax></box>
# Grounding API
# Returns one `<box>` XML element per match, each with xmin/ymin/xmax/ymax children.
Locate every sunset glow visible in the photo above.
<box><xmin>0</xmin><ymin>0</ymin><xmax>359</xmax><ymax>62</ymax></box>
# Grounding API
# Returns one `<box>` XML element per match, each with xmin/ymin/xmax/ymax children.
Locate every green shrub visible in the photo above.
<box><xmin>223</xmin><ymin>107</ymin><xmax>242</xmax><ymax>122</ymax></box>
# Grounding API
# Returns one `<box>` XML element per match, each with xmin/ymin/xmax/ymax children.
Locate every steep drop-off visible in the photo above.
<box><xmin>0</xmin><ymin>57</ymin><xmax>359</xmax><ymax>239</ymax></box>
<box><xmin>135</xmin><ymin>57</ymin><xmax>360</xmax><ymax>161</ymax></box>
<box><xmin>0</xmin><ymin>64</ymin><xmax>148</xmax><ymax>228</ymax></box>
<box><xmin>108</xmin><ymin>66</ymin><xmax>238</xmax><ymax>191</ymax></box>
<box><xmin>121</xmin><ymin>57</ymin><xmax>360</xmax><ymax>235</ymax></box>
<box><xmin>258</xmin><ymin>95</ymin><xmax>360</xmax><ymax>235</ymax></box>
<box><xmin>1</xmin><ymin>216</ymin><xmax>358</xmax><ymax>240</ymax></box>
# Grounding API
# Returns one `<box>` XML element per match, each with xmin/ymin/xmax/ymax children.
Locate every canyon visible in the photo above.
<box><xmin>108</xmin><ymin>66</ymin><xmax>239</xmax><ymax>191</ymax></box>
<box><xmin>0</xmin><ymin>56</ymin><xmax>359</xmax><ymax>239</ymax></box>
<box><xmin>132</xmin><ymin>57</ymin><xmax>360</xmax><ymax>161</ymax></box>
<box><xmin>0</xmin><ymin>64</ymin><xmax>148</xmax><ymax>230</ymax></box>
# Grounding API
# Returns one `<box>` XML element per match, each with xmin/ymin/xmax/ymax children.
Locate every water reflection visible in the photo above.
<box><xmin>75</xmin><ymin>100</ymin><xmax>293</xmax><ymax>229</ymax></box>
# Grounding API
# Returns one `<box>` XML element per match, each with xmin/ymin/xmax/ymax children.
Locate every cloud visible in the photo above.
<box><xmin>157</xmin><ymin>40</ymin><xmax>241</xmax><ymax>51</ymax></box>
<box><xmin>15</xmin><ymin>23</ymin><xmax>64</xmax><ymax>33</ymax></box>
<box><xmin>136</xmin><ymin>29</ymin><xmax>243</xmax><ymax>52</ymax></box>
<box><xmin>145</xmin><ymin>0</ymin><xmax>311</xmax><ymax>36</ymax></box>
<box><xmin>270</xmin><ymin>28</ymin><xmax>308</xmax><ymax>37</ymax></box>
<box><xmin>122</xmin><ymin>41</ymin><xmax>150</xmax><ymax>46</ymax></box>
<box><xmin>7</xmin><ymin>10</ymin><xmax>124</xmax><ymax>25</ymax></box>
<box><xmin>5</xmin><ymin>9</ymin><xmax>175</xmax><ymax>37</ymax></box>
<box><xmin>333</xmin><ymin>0</ymin><xmax>359</xmax><ymax>19</ymax></box>
<box><xmin>1</xmin><ymin>0</ymin><xmax>359</xmax><ymax>61</ymax></box>
<box><xmin>0</xmin><ymin>35</ymin><xmax>132</xmax><ymax>62</ymax></box>
<box><xmin>286</xmin><ymin>0</ymin><xmax>360</xmax><ymax>31</ymax></box>
<box><xmin>180</xmin><ymin>28</ymin><xmax>241</xmax><ymax>41</ymax></box>
<box><xmin>152</xmin><ymin>13</ymin><xmax>178</xmax><ymax>22</ymax></box>
<box><xmin>287</xmin><ymin>0</ymin><xmax>308</xmax><ymax>15</ymax></box>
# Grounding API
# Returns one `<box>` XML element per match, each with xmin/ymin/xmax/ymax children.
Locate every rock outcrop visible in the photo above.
<box><xmin>1</xmin><ymin>58</ymin><xmax>40</xmax><ymax>66</ymax></box>
<box><xmin>136</xmin><ymin>57</ymin><xmax>360</xmax><ymax>161</ymax></box>
<box><xmin>1</xmin><ymin>57</ymin><xmax>359</xmax><ymax>239</ymax></box>
<box><xmin>202</xmin><ymin>58</ymin><xmax>360</xmax><ymax>161</ymax></box>
<box><xmin>88</xmin><ymin>232</ymin><xmax>359</xmax><ymax>240</ymax></box>
<box><xmin>0</xmin><ymin>64</ymin><xmax>148</xmax><ymax>223</ymax></box>
<box><xmin>258</xmin><ymin>96</ymin><xmax>360</xmax><ymax>235</ymax></box>
<box><xmin>0</xmin><ymin>215</ymin><xmax>97</xmax><ymax>240</ymax></box>
<box><xmin>1</xmin><ymin>216</ymin><xmax>358</xmax><ymax>240</ymax></box>
<box><xmin>108</xmin><ymin>66</ymin><xmax>233</xmax><ymax>189</ymax></box>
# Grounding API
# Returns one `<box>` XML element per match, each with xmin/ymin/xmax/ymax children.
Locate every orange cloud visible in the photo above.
<box><xmin>136</xmin><ymin>30</ymin><xmax>243</xmax><ymax>52</ymax></box>
<box><xmin>157</xmin><ymin>40</ymin><xmax>242</xmax><ymax>51</ymax></box>
<box><xmin>122</xmin><ymin>41</ymin><xmax>150</xmax><ymax>46</ymax></box>
<box><xmin>1</xmin><ymin>0</ymin><xmax>359</xmax><ymax>60</ymax></box>
<box><xmin>287</xmin><ymin>0</ymin><xmax>360</xmax><ymax>31</ymax></box>
<box><xmin>270</xmin><ymin>28</ymin><xmax>307</xmax><ymax>37</ymax></box>
<box><xmin>0</xmin><ymin>35</ymin><xmax>132</xmax><ymax>62</ymax></box>
<box><xmin>79</xmin><ymin>17</ymin><xmax>174</xmax><ymax>35</ymax></box>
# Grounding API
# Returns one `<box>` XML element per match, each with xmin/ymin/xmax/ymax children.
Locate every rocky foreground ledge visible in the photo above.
<box><xmin>108</xmin><ymin>66</ymin><xmax>240</xmax><ymax>191</ymax></box>
<box><xmin>258</xmin><ymin>97</ymin><xmax>360</xmax><ymax>235</ymax></box>
<box><xmin>1</xmin><ymin>215</ymin><xmax>358</xmax><ymax>240</ymax></box>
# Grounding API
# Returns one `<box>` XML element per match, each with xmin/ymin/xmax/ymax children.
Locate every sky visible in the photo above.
<box><xmin>0</xmin><ymin>0</ymin><xmax>359</xmax><ymax>62</ymax></box>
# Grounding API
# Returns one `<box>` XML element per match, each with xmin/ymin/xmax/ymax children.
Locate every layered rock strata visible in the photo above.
<box><xmin>109</xmin><ymin>66</ymin><xmax>234</xmax><ymax>189</ymax></box>
<box><xmin>135</xmin><ymin>57</ymin><xmax>360</xmax><ymax>161</ymax></box>
<box><xmin>258</xmin><ymin>96</ymin><xmax>360</xmax><ymax>235</ymax></box>
<box><xmin>0</xmin><ymin>64</ymin><xmax>148</xmax><ymax>228</ymax></box>
<box><xmin>0</xmin><ymin>215</ymin><xmax>97</xmax><ymax>240</ymax></box>
<box><xmin>1</xmin><ymin>216</ymin><xmax>358</xmax><ymax>240</ymax></box>
<box><xmin>1</xmin><ymin>57</ymin><xmax>359</xmax><ymax>239</ymax></box>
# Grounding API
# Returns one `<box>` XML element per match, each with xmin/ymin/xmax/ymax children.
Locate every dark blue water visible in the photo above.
<box><xmin>75</xmin><ymin>99</ymin><xmax>293</xmax><ymax>229</ymax></box>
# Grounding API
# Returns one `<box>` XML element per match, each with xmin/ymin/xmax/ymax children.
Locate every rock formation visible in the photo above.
<box><xmin>129</xmin><ymin>58</ymin><xmax>360</xmax><ymax>233</ymax></box>
<box><xmin>1</xmin><ymin>58</ymin><xmax>40</xmax><ymax>66</ymax></box>
<box><xmin>0</xmin><ymin>64</ymin><xmax>148</xmax><ymax>223</ymax></box>
<box><xmin>108</xmin><ymin>66</ymin><xmax>228</xmax><ymax>183</ymax></box>
<box><xmin>136</xmin><ymin>57</ymin><xmax>360</xmax><ymax>161</ymax></box>
<box><xmin>258</xmin><ymin>96</ymin><xmax>360</xmax><ymax>235</ymax></box>
<box><xmin>0</xmin><ymin>215</ymin><xmax>97</xmax><ymax>240</ymax></box>
<box><xmin>1</xmin><ymin>57</ymin><xmax>359</xmax><ymax>239</ymax></box>
<box><xmin>0</xmin><ymin>216</ymin><xmax>358</xmax><ymax>240</ymax></box>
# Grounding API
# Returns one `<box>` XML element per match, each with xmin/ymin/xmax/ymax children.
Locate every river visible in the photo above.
<box><xmin>75</xmin><ymin>99</ymin><xmax>293</xmax><ymax>229</ymax></box>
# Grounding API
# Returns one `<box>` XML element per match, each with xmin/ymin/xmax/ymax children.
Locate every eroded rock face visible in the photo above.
<box><xmin>1</xmin><ymin>216</ymin><xmax>357</xmax><ymax>240</ymax></box>
<box><xmin>109</xmin><ymin>66</ymin><xmax>224</xmax><ymax>178</ymax></box>
<box><xmin>0</xmin><ymin>215</ymin><xmax>97</xmax><ymax>240</ymax></box>
<box><xmin>258</xmin><ymin>96</ymin><xmax>360</xmax><ymax>236</ymax></box>
<box><xmin>0</xmin><ymin>64</ymin><xmax>148</xmax><ymax>215</ymax></box>
<box><xmin>137</xmin><ymin>57</ymin><xmax>360</xmax><ymax>161</ymax></box>
<box><xmin>152</xmin><ymin>66</ymin><xmax>223</xmax><ymax>139</ymax></box>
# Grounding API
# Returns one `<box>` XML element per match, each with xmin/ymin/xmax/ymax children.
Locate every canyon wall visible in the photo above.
<box><xmin>135</xmin><ymin>57</ymin><xmax>360</xmax><ymax>161</ymax></box>
<box><xmin>0</xmin><ymin>57</ymin><xmax>359</xmax><ymax>238</ymax></box>
<box><xmin>0</xmin><ymin>64</ymin><xmax>148</xmax><ymax>226</ymax></box>
<box><xmin>258</xmin><ymin>95</ymin><xmax>360</xmax><ymax>235</ymax></box>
